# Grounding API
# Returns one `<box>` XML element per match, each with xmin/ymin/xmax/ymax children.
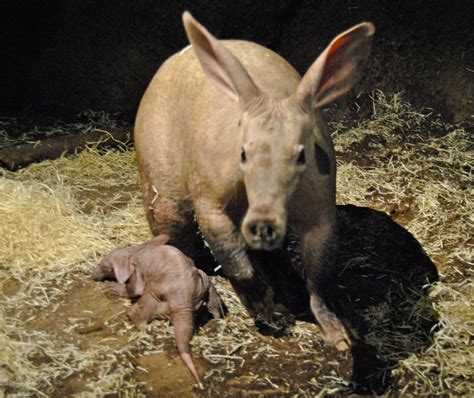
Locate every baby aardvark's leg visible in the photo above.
<box><xmin>127</xmin><ymin>292</ymin><xmax>171</xmax><ymax>330</ymax></box>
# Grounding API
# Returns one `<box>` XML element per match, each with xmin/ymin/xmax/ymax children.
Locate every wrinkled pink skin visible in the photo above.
<box><xmin>93</xmin><ymin>237</ymin><xmax>225</xmax><ymax>384</ymax></box>
<box><xmin>134</xmin><ymin>12</ymin><xmax>374</xmax><ymax>350</ymax></box>
<box><xmin>92</xmin><ymin>234</ymin><xmax>170</xmax><ymax>282</ymax></box>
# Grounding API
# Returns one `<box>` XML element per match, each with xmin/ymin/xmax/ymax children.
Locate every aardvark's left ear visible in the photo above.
<box><xmin>113</xmin><ymin>256</ymin><xmax>135</xmax><ymax>284</ymax></box>
<box><xmin>182</xmin><ymin>11</ymin><xmax>261</xmax><ymax>106</ymax></box>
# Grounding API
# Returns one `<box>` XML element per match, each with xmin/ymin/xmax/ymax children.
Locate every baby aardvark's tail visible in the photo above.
<box><xmin>172</xmin><ymin>309</ymin><xmax>201</xmax><ymax>385</ymax></box>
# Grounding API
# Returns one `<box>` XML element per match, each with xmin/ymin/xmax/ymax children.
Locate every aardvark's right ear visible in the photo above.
<box><xmin>182</xmin><ymin>11</ymin><xmax>260</xmax><ymax>105</ymax></box>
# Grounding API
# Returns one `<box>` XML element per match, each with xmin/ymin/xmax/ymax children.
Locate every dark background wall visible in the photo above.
<box><xmin>2</xmin><ymin>0</ymin><xmax>473</xmax><ymax>128</ymax></box>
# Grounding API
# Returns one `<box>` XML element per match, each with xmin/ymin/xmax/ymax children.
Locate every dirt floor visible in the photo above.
<box><xmin>0</xmin><ymin>95</ymin><xmax>472</xmax><ymax>396</ymax></box>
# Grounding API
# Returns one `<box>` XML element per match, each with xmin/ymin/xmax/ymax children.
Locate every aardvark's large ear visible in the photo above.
<box><xmin>295</xmin><ymin>22</ymin><xmax>375</xmax><ymax>109</ymax></box>
<box><xmin>182</xmin><ymin>11</ymin><xmax>260</xmax><ymax>105</ymax></box>
<box><xmin>112</xmin><ymin>256</ymin><xmax>135</xmax><ymax>284</ymax></box>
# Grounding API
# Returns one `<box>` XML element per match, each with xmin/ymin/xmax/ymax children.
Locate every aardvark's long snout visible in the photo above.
<box><xmin>242</xmin><ymin>205</ymin><xmax>286</xmax><ymax>251</ymax></box>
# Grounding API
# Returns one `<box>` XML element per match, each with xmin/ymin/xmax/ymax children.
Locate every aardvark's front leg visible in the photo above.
<box><xmin>299</xmin><ymin>222</ymin><xmax>351</xmax><ymax>351</ymax></box>
<box><xmin>194</xmin><ymin>198</ymin><xmax>293</xmax><ymax>334</ymax></box>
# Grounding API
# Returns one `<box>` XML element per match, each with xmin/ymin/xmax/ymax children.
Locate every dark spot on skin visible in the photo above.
<box><xmin>314</xmin><ymin>143</ymin><xmax>331</xmax><ymax>175</ymax></box>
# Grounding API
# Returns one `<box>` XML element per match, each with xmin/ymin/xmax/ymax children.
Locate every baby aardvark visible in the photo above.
<box><xmin>92</xmin><ymin>235</ymin><xmax>226</xmax><ymax>384</ymax></box>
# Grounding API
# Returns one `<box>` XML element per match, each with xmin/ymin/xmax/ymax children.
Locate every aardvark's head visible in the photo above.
<box><xmin>183</xmin><ymin>12</ymin><xmax>374</xmax><ymax>250</ymax></box>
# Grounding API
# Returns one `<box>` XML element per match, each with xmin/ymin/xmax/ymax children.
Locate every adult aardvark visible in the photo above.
<box><xmin>134</xmin><ymin>12</ymin><xmax>374</xmax><ymax>350</ymax></box>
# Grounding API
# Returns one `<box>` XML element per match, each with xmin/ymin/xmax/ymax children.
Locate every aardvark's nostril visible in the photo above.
<box><xmin>248</xmin><ymin>220</ymin><xmax>276</xmax><ymax>242</ymax></box>
<box><xmin>264</xmin><ymin>224</ymin><xmax>274</xmax><ymax>240</ymax></box>
<box><xmin>243</xmin><ymin>211</ymin><xmax>285</xmax><ymax>250</ymax></box>
<box><xmin>249</xmin><ymin>223</ymin><xmax>258</xmax><ymax>237</ymax></box>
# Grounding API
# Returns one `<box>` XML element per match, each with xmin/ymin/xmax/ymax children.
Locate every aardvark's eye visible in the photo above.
<box><xmin>296</xmin><ymin>148</ymin><xmax>306</xmax><ymax>165</ymax></box>
<box><xmin>240</xmin><ymin>148</ymin><xmax>247</xmax><ymax>164</ymax></box>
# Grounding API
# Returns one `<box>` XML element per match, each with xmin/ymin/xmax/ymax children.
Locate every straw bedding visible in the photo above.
<box><xmin>0</xmin><ymin>95</ymin><xmax>472</xmax><ymax>396</ymax></box>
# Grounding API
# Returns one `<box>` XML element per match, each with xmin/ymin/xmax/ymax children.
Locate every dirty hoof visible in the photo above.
<box><xmin>310</xmin><ymin>294</ymin><xmax>352</xmax><ymax>350</ymax></box>
<box><xmin>335</xmin><ymin>338</ymin><xmax>351</xmax><ymax>351</ymax></box>
<box><xmin>254</xmin><ymin>306</ymin><xmax>295</xmax><ymax>337</ymax></box>
<box><xmin>255</xmin><ymin>319</ymin><xmax>287</xmax><ymax>337</ymax></box>
<box><xmin>320</xmin><ymin>320</ymin><xmax>352</xmax><ymax>351</ymax></box>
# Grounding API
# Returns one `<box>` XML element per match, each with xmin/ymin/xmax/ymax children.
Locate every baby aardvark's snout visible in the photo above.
<box><xmin>242</xmin><ymin>206</ymin><xmax>286</xmax><ymax>251</ymax></box>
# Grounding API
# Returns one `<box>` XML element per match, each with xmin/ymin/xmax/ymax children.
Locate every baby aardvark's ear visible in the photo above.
<box><xmin>112</xmin><ymin>256</ymin><xmax>135</xmax><ymax>284</ymax></box>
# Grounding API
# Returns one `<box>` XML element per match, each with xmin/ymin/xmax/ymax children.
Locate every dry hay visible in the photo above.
<box><xmin>0</xmin><ymin>93</ymin><xmax>472</xmax><ymax>396</ymax></box>
<box><xmin>333</xmin><ymin>91</ymin><xmax>473</xmax><ymax>395</ymax></box>
<box><xmin>0</xmin><ymin>110</ymin><xmax>124</xmax><ymax>149</ymax></box>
